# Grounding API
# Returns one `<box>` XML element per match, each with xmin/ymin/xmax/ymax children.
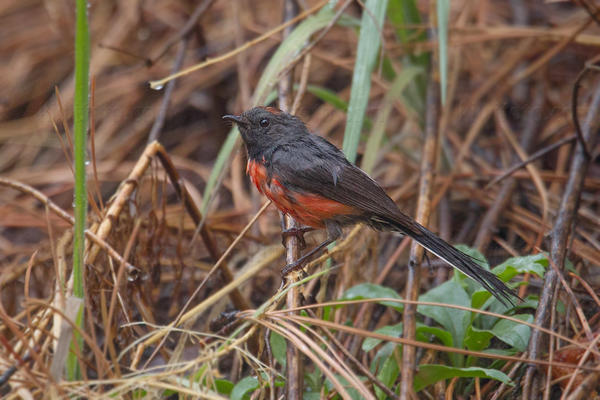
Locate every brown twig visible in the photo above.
<box><xmin>147</xmin><ymin>38</ymin><xmax>188</xmax><ymax>143</ymax></box>
<box><xmin>291</xmin><ymin>53</ymin><xmax>312</xmax><ymax>115</ymax></box>
<box><xmin>565</xmin><ymin>371</ymin><xmax>599</xmax><ymax>400</ymax></box>
<box><xmin>570</xmin><ymin>57</ymin><xmax>600</xmax><ymax>159</ymax></box>
<box><xmin>149</xmin><ymin>0</ymin><xmax>330</xmax><ymax>89</ymax></box>
<box><xmin>400</xmin><ymin>67</ymin><xmax>439</xmax><ymax>399</ymax></box>
<box><xmin>85</xmin><ymin>141</ymin><xmax>250</xmax><ymax>314</ymax></box>
<box><xmin>279</xmin><ymin>1</ymin><xmax>304</xmax><ymax>398</ymax></box>
<box><xmin>153</xmin><ymin>143</ymin><xmax>251</xmax><ymax>311</ymax></box>
<box><xmin>0</xmin><ymin>177</ymin><xmax>138</xmax><ymax>276</ymax></box>
<box><xmin>523</xmin><ymin>74</ymin><xmax>600</xmax><ymax>399</ymax></box>
<box><xmin>103</xmin><ymin>219</ymin><xmax>141</xmax><ymax>376</ymax></box>
<box><xmin>277</xmin><ymin>0</ymin><xmax>353</xmax><ymax>82</ymax></box>
<box><xmin>547</xmin><ymin>255</ymin><xmax>595</xmax><ymax>344</ymax></box>
<box><xmin>231</xmin><ymin>0</ymin><xmax>253</xmax><ymax>213</ymax></box>
<box><xmin>433</xmin><ymin>17</ymin><xmax>593</xmax><ymax>212</ymax></box>
<box><xmin>306</xmin><ymin>308</ymin><xmax>399</xmax><ymax>399</ymax></box>
<box><xmin>475</xmin><ymin>84</ymin><xmax>544</xmax><ymax>251</ymax></box>
<box><xmin>149</xmin><ymin>0</ymin><xmax>216</xmax><ymax>65</ymax></box>
<box><xmin>577</xmin><ymin>0</ymin><xmax>600</xmax><ymax>34</ymax></box>
<box><xmin>89</xmin><ymin>77</ymin><xmax>104</xmax><ymax>214</ymax></box>
<box><xmin>561</xmin><ymin>334</ymin><xmax>600</xmax><ymax>399</ymax></box>
<box><xmin>283</xmin><ymin>313</ymin><xmax>600</xmax><ymax>372</ymax></box>
<box><xmin>137</xmin><ymin>200</ymin><xmax>272</xmax><ymax>369</ymax></box>
<box><xmin>569</xmin><ymin>272</ymin><xmax>600</xmax><ymax>308</ymax></box>
<box><xmin>485</xmin><ymin>134</ymin><xmax>577</xmax><ymax>189</ymax></box>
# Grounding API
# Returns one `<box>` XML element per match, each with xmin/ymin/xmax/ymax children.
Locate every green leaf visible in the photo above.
<box><xmin>436</xmin><ymin>0</ymin><xmax>449</xmax><ymax>104</ymax></box>
<box><xmin>371</xmin><ymin>342</ymin><xmax>397</xmax><ymax>374</ymax></box>
<box><xmin>492</xmin><ymin>254</ymin><xmax>548</xmax><ymax>281</ymax></box>
<box><xmin>343</xmin><ymin>0</ymin><xmax>390</xmax><ymax>162</ymax></box>
<box><xmin>471</xmin><ymin>290</ymin><xmax>494</xmax><ymax>310</ymax></box>
<box><xmin>361</xmin><ymin>66</ymin><xmax>423</xmax><ymax>174</ymax></box>
<box><xmin>418</xmin><ymin>280</ymin><xmax>470</xmax><ymax>366</ymax></box>
<box><xmin>305</xmin><ymin>367</ymin><xmax>324</xmax><ymax>394</ymax></box>
<box><xmin>416</xmin><ymin>324</ymin><xmax>453</xmax><ymax>348</ymax></box>
<box><xmin>362</xmin><ymin>323</ymin><xmax>403</xmax><ymax>352</ymax></box>
<box><xmin>376</xmin><ymin>352</ymin><xmax>399</xmax><ymax>400</ymax></box>
<box><xmin>418</xmin><ymin>280</ymin><xmax>470</xmax><ymax>347</ymax></box>
<box><xmin>515</xmin><ymin>297</ymin><xmax>539</xmax><ymax>310</ymax></box>
<box><xmin>340</xmin><ymin>283</ymin><xmax>403</xmax><ymax>312</ymax></box>
<box><xmin>414</xmin><ymin>365</ymin><xmax>513</xmax><ymax>392</ymax></box>
<box><xmin>464</xmin><ymin>325</ymin><xmax>494</xmax><ymax>352</ymax></box>
<box><xmin>324</xmin><ymin>375</ymin><xmax>364</xmax><ymax>400</ymax></box>
<box><xmin>491</xmin><ymin>314</ymin><xmax>533</xmax><ymax>352</ymax></box>
<box><xmin>303</xmin><ymin>393</ymin><xmax>321</xmax><ymax>400</ymax></box>
<box><xmin>130</xmin><ymin>388</ymin><xmax>147</xmax><ymax>399</ymax></box>
<box><xmin>269</xmin><ymin>331</ymin><xmax>287</xmax><ymax>366</ymax></box>
<box><xmin>214</xmin><ymin>379</ymin><xmax>234</xmax><ymax>395</ymax></box>
<box><xmin>451</xmin><ymin>245</ymin><xmax>505</xmax><ymax>309</ymax></box>
<box><xmin>231</xmin><ymin>376</ymin><xmax>259</xmax><ymax>400</ymax></box>
<box><xmin>202</xmin><ymin>6</ymin><xmax>339</xmax><ymax>213</ymax></box>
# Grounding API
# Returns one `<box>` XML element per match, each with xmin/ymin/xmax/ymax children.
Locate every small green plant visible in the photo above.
<box><xmin>341</xmin><ymin>250</ymin><xmax>548</xmax><ymax>396</ymax></box>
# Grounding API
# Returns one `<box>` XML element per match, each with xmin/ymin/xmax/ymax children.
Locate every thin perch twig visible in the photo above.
<box><xmin>400</xmin><ymin>67</ymin><xmax>439</xmax><ymax>400</ymax></box>
<box><xmin>279</xmin><ymin>1</ymin><xmax>304</xmax><ymax>398</ymax></box>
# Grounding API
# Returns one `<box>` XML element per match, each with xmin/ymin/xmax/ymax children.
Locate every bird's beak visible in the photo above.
<box><xmin>222</xmin><ymin>114</ymin><xmax>248</xmax><ymax>127</ymax></box>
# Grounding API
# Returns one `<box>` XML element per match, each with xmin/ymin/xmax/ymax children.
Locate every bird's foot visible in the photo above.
<box><xmin>281</xmin><ymin>226</ymin><xmax>314</xmax><ymax>250</ymax></box>
<box><xmin>281</xmin><ymin>259</ymin><xmax>307</xmax><ymax>280</ymax></box>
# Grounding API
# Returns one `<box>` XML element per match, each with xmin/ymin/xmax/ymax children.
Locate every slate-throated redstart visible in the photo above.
<box><xmin>223</xmin><ymin>107</ymin><xmax>517</xmax><ymax>305</ymax></box>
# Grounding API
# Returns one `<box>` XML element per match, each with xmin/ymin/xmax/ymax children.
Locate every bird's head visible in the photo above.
<box><xmin>223</xmin><ymin>107</ymin><xmax>308</xmax><ymax>150</ymax></box>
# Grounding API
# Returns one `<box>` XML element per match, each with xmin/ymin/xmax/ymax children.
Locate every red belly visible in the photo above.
<box><xmin>247</xmin><ymin>159</ymin><xmax>356</xmax><ymax>227</ymax></box>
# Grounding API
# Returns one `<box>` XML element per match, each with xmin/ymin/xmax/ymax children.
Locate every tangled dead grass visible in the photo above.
<box><xmin>0</xmin><ymin>0</ymin><xmax>600</xmax><ymax>398</ymax></box>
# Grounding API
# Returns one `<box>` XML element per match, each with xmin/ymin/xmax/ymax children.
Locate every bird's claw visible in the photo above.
<box><xmin>281</xmin><ymin>260</ymin><xmax>303</xmax><ymax>276</ymax></box>
<box><xmin>281</xmin><ymin>226</ymin><xmax>313</xmax><ymax>250</ymax></box>
<box><xmin>281</xmin><ymin>260</ymin><xmax>308</xmax><ymax>284</ymax></box>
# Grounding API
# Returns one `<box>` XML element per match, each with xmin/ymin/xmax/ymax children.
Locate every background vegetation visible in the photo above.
<box><xmin>0</xmin><ymin>0</ymin><xmax>599</xmax><ymax>398</ymax></box>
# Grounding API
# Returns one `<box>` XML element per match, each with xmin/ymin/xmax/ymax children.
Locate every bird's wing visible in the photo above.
<box><xmin>270</xmin><ymin>135</ymin><xmax>418</xmax><ymax>231</ymax></box>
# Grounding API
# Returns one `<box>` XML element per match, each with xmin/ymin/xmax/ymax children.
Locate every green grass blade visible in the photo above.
<box><xmin>253</xmin><ymin>6</ymin><xmax>336</xmax><ymax>104</ymax></box>
<box><xmin>201</xmin><ymin>128</ymin><xmax>240</xmax><ymax>214</ymax></box>
<box><xmin>361</xmin><ymin>66</ymin><xmax>422</xmax><ymax>174</ymax></box>
<box><xmin>414</xmin><ymin>365</ymin><xmax>512</xmax><ymax>392</ymax></box>
<box><xmin>436</xmin><ymin>0</ymin><xmax>449</xmax><ymax>105</ymax></box>
<box><xmin>343</xmin><ymin>0</ymin><xmax>389</xmax><ymax>162</ymax></box>
<box><xmin>68</xmin><ymin>0</ymin><xmax>89</xmax><ymax>380</ymax></box>
<box><xmin>387</xmin><ymin>0</ymin><xmax>429</xmax><ymax>119</ymax></box>
<box><xmin>387</xmin><ymin>0</ymin><xmax>423</xmax><ymax>44</ymax></box>
<box><xmin>202</xmin><ymin>6</ymin><xmax>337</xmax><ymax>213</ymax></box>
<box><xmin>306</xmin><ymin>84</ymin><xmax>349</xmax><ymax>112</ymax></box>
<box><xmin>304</xmin><ymin>84</ymin><xmax>374</xmax><ymax>130</ymax></box>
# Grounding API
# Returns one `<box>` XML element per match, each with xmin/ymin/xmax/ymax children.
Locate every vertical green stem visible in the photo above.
<box><xmin>436</xmin><ymin>0</ymin><xmax>449</xmax><ymax>105</ymax></box>
<box><xmin>68</xmin><ymin>0</ymin><xmax>89</xmax><ymax>380</ymax></box>
<box><xmin>342</xmin><ymin>0</ymin><xmax>389</xmax><ymax>163</ymax></box>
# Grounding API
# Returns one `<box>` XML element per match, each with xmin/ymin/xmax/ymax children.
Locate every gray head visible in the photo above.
<box><xmin>222</xmin><ymin>106</ymin><xmax>309</xmax><ymax>149</ymax></box>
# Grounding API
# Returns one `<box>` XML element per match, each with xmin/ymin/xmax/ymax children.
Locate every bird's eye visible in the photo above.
<box><xmin>260</xmin><ymin>119</ymin><xmax>269</xmax><ymax>128</ymax></box>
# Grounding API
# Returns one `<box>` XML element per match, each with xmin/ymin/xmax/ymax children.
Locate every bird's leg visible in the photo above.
<box><xmin>281</xmin><ymin>222</ymin><xmax>341</xmax><ymax>277</ymax></box>
<box><xmin>281</xmin><ymin>225</ymin><xmax>314</xmax><ymax>249</ymax></box>
<box><xmin>281</xmin><ymin>238</ymin><xmax>333</xmax><ymax>276</ymax></box>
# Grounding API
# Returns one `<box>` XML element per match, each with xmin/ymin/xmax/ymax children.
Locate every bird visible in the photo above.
<box><xmin>223</xmin><ymin>106</ymin><xmax>518</xmax><ymax>306</ymax></box>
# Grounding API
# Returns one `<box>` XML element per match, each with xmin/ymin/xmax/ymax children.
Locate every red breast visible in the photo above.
<box><xmin>246</xmin><ymin>158</ymin><xmax>358</xmax><ymax>228</ymax></box>
<box><xmin>246</xmin><ymin>158</ymin><xmax>268</xmax><ymax>195</ymax></box>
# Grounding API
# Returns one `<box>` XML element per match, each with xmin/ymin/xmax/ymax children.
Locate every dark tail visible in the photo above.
<box><xmin>374</xmin><ymin>216</ymin><xmax>519</xmax><ymax>306</ymax></box>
